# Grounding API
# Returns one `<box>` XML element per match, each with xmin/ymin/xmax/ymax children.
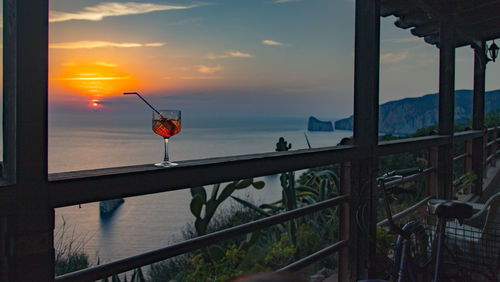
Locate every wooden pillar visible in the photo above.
<box><xmin>437</xmin><ymin>20</ymin><xmax>455</xmax><ymax>200</ymax></box>
<box><xmin>3</xmin><ymin>0</ymin><xmax>54</xmax><ymax>280</ymax></box>
<box><xmin>352</xmin><ymin>0</ymin><xmax>380</xmax><ymax>279</ymax></box>
<box><xmin>472</xmin><ymin>42</ymin><xmax>486</xmax><ymax>195</ymax></box>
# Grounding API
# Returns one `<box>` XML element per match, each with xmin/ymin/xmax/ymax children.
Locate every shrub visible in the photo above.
<box><xmin>54</xmin><ymin>217</ymin><xmax>90</xmax><ymax>276</ymax></box>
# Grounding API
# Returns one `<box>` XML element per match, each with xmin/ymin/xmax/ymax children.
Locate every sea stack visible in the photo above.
<box><xmin>307</xmin><ymin>116</ymin><xmax>334</xmax><ymax>132</ymax></box>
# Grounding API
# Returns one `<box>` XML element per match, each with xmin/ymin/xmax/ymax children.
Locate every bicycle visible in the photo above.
<box><xmin>377</xmin><ymin>168</ymin><xmax>431</xmax><ymax>282</ymax></box>
<box><xmin>377</xmin><ymin>168</ymin><xmax>500</xmax><ymax>282</ymax></box>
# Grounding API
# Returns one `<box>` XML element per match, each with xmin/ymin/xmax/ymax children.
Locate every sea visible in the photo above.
<box><xmin>49</xmin><ymin>113</ymin><xmax>352</xmax><ymax>264</ymax></box>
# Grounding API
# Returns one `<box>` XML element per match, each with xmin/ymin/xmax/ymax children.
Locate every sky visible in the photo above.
<box><xmin>3</xmin><ymin>0</ymin><xmax>500</xmax><ymax>120</ymax></box>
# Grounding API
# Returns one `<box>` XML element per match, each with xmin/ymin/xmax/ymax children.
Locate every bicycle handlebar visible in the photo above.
<box><xmin>388</xmin><ymin>167</ymin><xmax>422</xmax><ymax>177</ymax></box>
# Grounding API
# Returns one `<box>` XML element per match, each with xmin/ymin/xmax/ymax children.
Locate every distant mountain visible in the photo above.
<box><xmin>334</xmin><ymin>89</ymin><xmax>500</xmax><ymax>135</ymax></box>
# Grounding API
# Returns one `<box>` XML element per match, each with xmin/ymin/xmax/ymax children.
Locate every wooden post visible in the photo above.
<box><xmin>437</xmin><ymin>19</ymin><xmax>456</xmax><ymax>200</ymax></box>
<box><xmin>338</xmin><ymin>138</ymin><xmax>353</xmax><ymax>282</ymax></box>
<box><xmin>465</xmin><ymin>138</ymin><xmax>473</xmax><ymax>194</ymax></box>
<box><xmin>427</xmin><ymin>131</ymin><xmax>439</xmax><ymax>197</ymax></box>
<box><xmin>353</xmin><ymin>0</ymin><xmax>380</xmax><ymax>279</ymax></box>
<box><xmin>465</xmin><ymin>138</ymin><xmax>472</xmax><ymax>173</ymax></box>
<box><xmin>3</xmin><ymin>0</ymin><xmax>54</xmax><ymax>280</ymax></box>
<box><xmin>484</xmin><ymin>128</ymin><xmax>489</xmax><ymax>178</ymax></box>
<box><xmin>491</xmin><ymin>126</ymin><xmax>497</xmax><ymax>167</ymax></box>
<box><xmin>472</xmin><ymin>42</ymin><xmax>486</xmax><ymax>195</ymax></box>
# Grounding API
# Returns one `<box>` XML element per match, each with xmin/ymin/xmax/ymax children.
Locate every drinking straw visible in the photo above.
<box><xmin>123</xmin><ymin>92</ymin><xmax>163</xmax><ymax>116</ymax></box>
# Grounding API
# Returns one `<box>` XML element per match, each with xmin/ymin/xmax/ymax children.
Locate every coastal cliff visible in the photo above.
<box><xmin>308</xmin><ymin>116</ymin><xmax>334</xmax><ymax>131</ymax></box>
<box><xmin>334</xmin><ymin>89</ymin><xmax>500</xmax><ymax>135</ymax></box>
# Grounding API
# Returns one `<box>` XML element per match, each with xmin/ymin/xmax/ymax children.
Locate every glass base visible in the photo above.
<box><xmin>154</xmin><ymin>161</ymin><xmax>178</xmax><ymax>167</ymax></box>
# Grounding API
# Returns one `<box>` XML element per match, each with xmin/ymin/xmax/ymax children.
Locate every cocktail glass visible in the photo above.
<box><xmin>152</xmin><ymin>110</ymin><xmax>181</xmax><ymax>167</ymax></box>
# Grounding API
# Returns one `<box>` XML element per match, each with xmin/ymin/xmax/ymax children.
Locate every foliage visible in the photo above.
<box><xmin>374</xmin><ymin>226</ymin><xmax>397</xmax><ymax>279</ymax></box>
<box><xmin>376</xmin><ymin>226</ymin><xmax>396</xmax><ymax>254</ymax></box>
<box><xmin>148</xmin><ymin>255</ymin><xmax>191</xmax><ymax>282</ymax></box>
<box><xmin>185</xmin><ymin>244</ymin><xmax>246</xmax><ymax>282</ymax></box>
<box><xmin>100</xmin><ymin>268</ymin><xmax>146</xmax><ymax>282</ymax></box>
<box><xmin>454</xmin><ymin>171</ymin><xmax>478</xmax><ymax>198</ymax></box>
<box><xmin>295</xmin><ymin>223</ymin><xmax>337</xmax><ymax>269</ymax></box>
<box><xmin>54</xmin><ymin>217</ymin><xmax>90</xmax><ymax>276</ymax></box>
<box><xmin>189</xmin><ymin>179</ymin><xmax>264</xmax><ymax>236</ymax></box>
<box><xmin>485</xmin><ymin>109</ymin><xmax>500</xmax><ymax>127</ymax></box>
<box><xmin>263</xmin><ymin>235</ymin><xmax>296</xmax><ymax>269</ymax></box>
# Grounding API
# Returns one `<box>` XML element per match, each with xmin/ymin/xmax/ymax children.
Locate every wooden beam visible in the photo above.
<box><xmin>380</xmin><ymin>0</ymin><xmax>409</xmax><ymax>17</ymax></box>
<box><xmin>437</xmin><ymin>19</ymin><xmax>455</xmax><ymax>199</ymax></box>
<box><xmin>395</xmin><ymin>15</ymin><xmax>436</xmax><ymax>29</ymax></box>
<box><xmin>410</xmin><ymin>24</ymin><xmax>439</xmax><ymax>37</ymax></box>
<box><xmin>353</xmin><ymin>0</ymin><xmax>380</xmax><ymax>279</ymax></box>
<box><xmin>454</xmin><ymin>2</ymin><xmax>500</xmax><ymax>25</ymax></box>
<box><xmin>3</xmin><ymin>0</ymin><xmax>54</xmax><ymax>280</ymax></box>
<box><xmin>382</xmin><ymin>0</ymin><xmax>491</xmax><ymax>48</ymax></box>
<box><xmin>49</xmin><ymin>145</ymin><xmax>361</xmax><ymax>207</ymax></box>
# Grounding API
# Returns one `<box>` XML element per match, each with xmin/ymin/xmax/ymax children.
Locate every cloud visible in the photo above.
<box><xmin>262</xmin><ymin>39</ymin><xmax>287</xmax><ymax>46</ymax></box>
<box><xmin>207</xmin><ymin>51</ymin><xmax>253</xmax><ymax>59</ymax></box>
<box><xmin>180</xmin><ymin>76</ymin><xmax>224</xmax><ymax>80</ymax></box>
<box><xmin>228</xmin><ymin>51</ymin><xmax>253</xmax><ymax>58</ymax></box>
<box><xmin>197</xmin><ymin>65</ymin><xmax>224</xmax><ymax>74</ymax></box>
<box><xmin>94</xmin><ymin>61</ymin><xmax>118</xmax><ymax>67</ymax></box>
<box><xmin>380</xmin><ymin>51</ymin><xmax>409</xmax><ymax>64</ymax></box>
<box><xmin>51</xmin><ymin>76</ymin><xmax>131</xmax><ymax>81</ymax></box>
<box><xmin>49</xmin><ymin>2</ymin><xmax>200</xmax><ymax>23</ymax></box>
<box><xmin>382</xmin><ymin>37</ymin><xmax>422</xmax><ymax>44</ymax></box>
<box><xmin>144</xmin><ymin>42</ymin><xmax>165</xmax><ymax>47</ymax></box>
<box><xmin>49</xmin><ymin>41</ymin><xmax>165</xmax><ymax>49</ymax></box>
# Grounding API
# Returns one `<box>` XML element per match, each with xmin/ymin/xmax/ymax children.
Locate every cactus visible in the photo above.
<box><xmin>189</xmin><ymin>179</ymin><xmax>264</xmax><ymax>236</ymax></box>
<box><xmin>276</xmin><ymin>137</ymin><xmax>292</xmax><ymax>152</ymax></box>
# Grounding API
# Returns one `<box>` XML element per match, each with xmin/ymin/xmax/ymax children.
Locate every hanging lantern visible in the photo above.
<box><xmin>488</xmin><ymin>40</ymin><xmax>499</xmax><ymax>62</ymax></box>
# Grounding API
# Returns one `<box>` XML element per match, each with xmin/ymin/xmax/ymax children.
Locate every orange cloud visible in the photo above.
<box><xmin>50</xmin><ymin>41</ymin><xmax>165</xmax><ymax>49</ymax></box>
<box><xmin>197</xmin><ymin>65</ymin><xmax>224</xmax><ymax>74</ymax></box>
<box><xmin>51</xmin><ymin>62</ymin><xmax>138</xmax><ymax>97</ymax></box>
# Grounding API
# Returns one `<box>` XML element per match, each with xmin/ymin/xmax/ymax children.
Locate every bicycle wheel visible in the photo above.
<box><xmin>393</xmin><ymin>220</ymin><xmax>432</xmax><ymax>282</ymax></box>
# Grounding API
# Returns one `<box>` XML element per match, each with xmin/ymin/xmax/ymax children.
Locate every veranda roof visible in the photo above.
<box><xmin>380</xmin><ymin>0</ymin><xmax>500</xmax><ymax>47</ymax></box>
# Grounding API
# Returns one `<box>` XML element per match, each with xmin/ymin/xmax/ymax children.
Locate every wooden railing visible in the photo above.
<box><xmin>0</xmin><ymin>128</ymin><xmax>490</xmax><ymax>280</ymax></box>
<box><xmin>46</xmin><ymin>128</ymin><xmax>497</xmax><ymax>281</ymax></box>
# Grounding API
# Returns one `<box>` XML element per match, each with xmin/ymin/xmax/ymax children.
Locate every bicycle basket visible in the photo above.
<box><xmin>426</xmin><ymin>218</ymin><xmax>500</xmax><ymax>281</ymax></box>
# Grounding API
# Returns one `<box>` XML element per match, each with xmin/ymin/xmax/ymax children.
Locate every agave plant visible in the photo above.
<box><xmin>232</xmin><ymin>168</ymin><xmax>340</xmax><ymax>240</ymax></box>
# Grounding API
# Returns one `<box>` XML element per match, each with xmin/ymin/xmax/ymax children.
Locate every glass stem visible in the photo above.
<box><xmin>163</xmin><ymin>137</ymin><xmax>170</xmax><ymax>163</ymax></box>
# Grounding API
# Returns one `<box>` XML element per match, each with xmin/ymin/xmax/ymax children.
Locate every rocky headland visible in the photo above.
<box><xmin>334</xmin><ymin>89</ymin><xmax>500</xmax><ymax>135</ymax></box>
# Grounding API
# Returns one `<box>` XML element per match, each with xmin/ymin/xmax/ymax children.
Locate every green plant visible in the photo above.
<box><xmin>54</xmin><ymin>217</ymin><xmax>90</xmax><ymax>276</ymax></box>
<box><xmin>454</xmin><ymin>171</ymin><xmax>478</xmax><ymax>198</ymax></box>
<box><xmin>185</xmin><ymin>244</ymin><xmax>246</xmax><ymax>282</ymax></box>
<box><xmin>190</xmin><ymin>179</ymin><xmax>264</xmax><ymax>236</ymax></box>
<box><xmin>263</xmin><ymin>235</ymin><xmax>296</xmax><ymax>269</ymax></box>
<box><xmin>232</xmin><ymin>166</ymin><xmax>341</xmax><ymax>240</ymax></box>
